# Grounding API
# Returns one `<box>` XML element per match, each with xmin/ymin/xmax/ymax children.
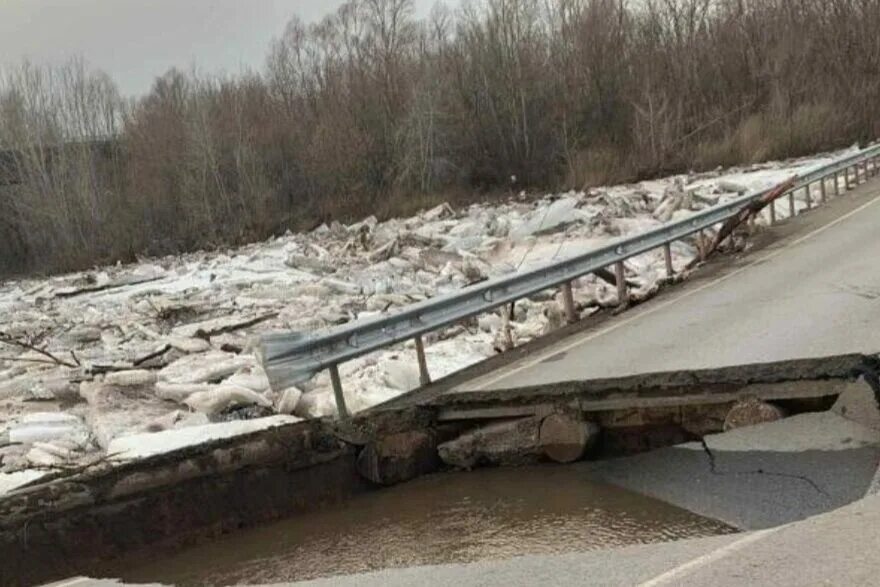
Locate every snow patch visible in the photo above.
<box><xmin>0</xmin><ymin>470</ymin><xmax>49</xmax><ymax>496</ymax></box>
<box><xmin>106</xmin><ymin>416</ymin><xmax>302</xmax><ymax>460</ymax></box>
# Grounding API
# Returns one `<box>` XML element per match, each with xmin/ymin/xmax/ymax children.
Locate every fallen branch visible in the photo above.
<box><xmin>174</xmin><ymin>312</ymin><xmax>279</xmax><ymax>340</ymax></box>
<box><xmin>54</xmin><ymin>275</ymin><xmax>162</xmax><ymax>299</ymax></box>
<box><xmin>133</xmin><ymin>344</ymin><xmax>172</xmax><ymax>367</ymax></box>
<box><xmin>687</xmin><ymin>177</ymin><xmax>797</xmax><ymax>270</ymax></box>
<box><xmin>0</xmin><ymin>332</ymin><xmax>78</xmax><ymax>368</ymax></box>
<box><xmin>0</xmin><ymin>356</ymin><xmax>66</xmax><ymax>366</ymax></box>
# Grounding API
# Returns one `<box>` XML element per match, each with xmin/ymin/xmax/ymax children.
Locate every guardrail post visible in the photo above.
<box><xmin>804</xmin><ymin>185</ymin><xmax>812</xmax><ymax>210</ymax></box>
<box><xmin>788</xmin><ymin>191</ymin><xmax>796</xmax><ymax>217</ymax></box>
<box><xmin>414</xmin><ymin>335</ymin><xmax>431</xmax><ymax>386</ymax></box>
<box><xmin>820</xmin><ymin>177</ymin><xmax>827</xmax><ymax>204</ymax></box>
<box><xmin>615</xmin><ymin>261</ymin><xmax>629</xmax><ymax>306</ymax></box>
<box><xmin>698</xmin><ymin>229</ymin><xmax>707</xmax><ymax>260</ymax></box>
<box><xmin>561</xmin><ymin>282</ymin><xmax>577</xmax><ymax>324</ymax></box>
<box><xmin>329</xmin><ymin>364</ymin><xmax>350</xmax><ymax>420</ymax></box>
<box><xmin>769</xmin><ymin>199</ymin><xmax>776</xmax><ymax>225</ymax></box>
<box><xmin>663</xmin><ymin>242</ymin><xmax>674</xmax><ymax>277</ymax></box>
<box><xmin>834</xmin><ymin>172</ymin><xmax>840</xmax><ymax>196</ymax></box>
<box><xmin>846</xmin><ymin>166</ymin><xmax>854</xmax><ymax>190</ymax></box>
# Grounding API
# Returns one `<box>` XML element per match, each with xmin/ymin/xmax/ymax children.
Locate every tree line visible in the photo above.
<box><xmin>2</xmin><ymin>0</ymin><xmax>879</xmax><ymax>277</ymax></box>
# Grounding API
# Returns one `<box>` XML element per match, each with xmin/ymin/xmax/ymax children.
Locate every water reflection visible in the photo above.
<box><xmin>117</xmin><ymin>465</ymin><xmax>733</xmax><ymax>585</ymax></box>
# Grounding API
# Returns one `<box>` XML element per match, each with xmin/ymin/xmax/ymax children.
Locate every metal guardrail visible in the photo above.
<box><xmin>261</xmin><ymin>143</ymin><xmax>880</xmax><ymax>415</ymax></box>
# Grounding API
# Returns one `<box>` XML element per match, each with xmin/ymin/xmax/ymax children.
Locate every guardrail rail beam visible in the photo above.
<box><xmin>259</xmin><ymin>144</ymin><xmax>880</xmax><ymax>397</ymax></box>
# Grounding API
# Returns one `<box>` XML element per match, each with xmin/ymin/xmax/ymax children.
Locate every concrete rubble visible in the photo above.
<box><xmin>0</xmin><ymin>148</ymin><xmax>854</xmax><ymax>480</ymax></box>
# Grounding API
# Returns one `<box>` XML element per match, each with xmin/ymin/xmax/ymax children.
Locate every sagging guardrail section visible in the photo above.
<box><xmin>260</xmin><ymin>144</ymin><xmax>880</xmax><ymax>417</ymax></box>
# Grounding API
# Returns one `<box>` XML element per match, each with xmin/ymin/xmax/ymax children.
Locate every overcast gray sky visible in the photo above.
<box><xmin>0</xmin><ymin>0</ymin><xmax>439</xmax><ymax>97</ymax></box>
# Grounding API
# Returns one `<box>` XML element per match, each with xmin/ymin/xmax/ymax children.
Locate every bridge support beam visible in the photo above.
<box><xmin>540</xmin><ymin>412</ymin><xmax>600</xmax><ymax>464</ymax></box>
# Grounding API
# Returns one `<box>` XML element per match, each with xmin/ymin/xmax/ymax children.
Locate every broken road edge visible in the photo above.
<box><xmin>2</xmin><ymin>352</ymin><xmax>878</xmax><ymax>585</ymax></box>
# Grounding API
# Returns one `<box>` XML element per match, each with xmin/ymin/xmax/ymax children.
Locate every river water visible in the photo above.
<box><xmin>114</xmin><ymin>465</ymin><xmax>733</xmax><ymax>586</ymax></box>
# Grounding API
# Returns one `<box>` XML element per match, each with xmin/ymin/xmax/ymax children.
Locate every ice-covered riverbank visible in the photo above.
<box><xmin>0</xmin><ymin>147</ymin><xmax>853</xmax><ymax>484</ymax></box>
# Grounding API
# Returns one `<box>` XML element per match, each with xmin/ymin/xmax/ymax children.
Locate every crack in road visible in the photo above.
<box><xmin>833</xmin><ymin>283</ymin><xmax>880</xmax><ymax>300</ymax></box>
<box><xmin>699</xmin><ymin>437</ymin><xmax>829</xmax><ymax>497</ymax></box>
<box><xmin>854</xmin><ymin>359</ymin><xmax>880</xmax><ymax>409</ymax></box>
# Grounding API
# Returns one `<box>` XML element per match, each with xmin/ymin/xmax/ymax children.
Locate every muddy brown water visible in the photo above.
<box><xmin>110</xmin><ymin>465</ymin><xmax>734</xmax><ymax>586</ymax></box>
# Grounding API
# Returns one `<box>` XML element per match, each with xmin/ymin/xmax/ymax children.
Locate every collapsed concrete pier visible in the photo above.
<box><xmin>2</xmin><ymin>353</ymin><xmax>878</xmax><ymax>585</ymax></box>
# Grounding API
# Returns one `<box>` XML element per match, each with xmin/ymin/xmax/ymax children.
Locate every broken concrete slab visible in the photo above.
<box><xmin>0</xmin><ymin>419</ymin><xmax>362</xmax><ymax>586</ymax></box>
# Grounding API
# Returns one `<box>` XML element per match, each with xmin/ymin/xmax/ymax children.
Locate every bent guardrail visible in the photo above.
<box><xmin>260</xmin><ymin>143</ymin><xmax>880</xmax><ymax>417</ymax></box>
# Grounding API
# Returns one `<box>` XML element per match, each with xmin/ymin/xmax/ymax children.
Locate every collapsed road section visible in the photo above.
<box><xmin>2</xmin><ymin>353</ymin><xmax>878</xmax><ymax>585</ymax></box>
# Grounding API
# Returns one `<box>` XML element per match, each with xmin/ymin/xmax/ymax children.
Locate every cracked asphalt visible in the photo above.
<box><xmin>581</xmin><ymin>407</ymin><xmax>880</xmax><ymax>530</ymax></box>
<box><xmin>588</xmin><ymin>439</ymin><xmax>877</xmax><ymax>529</ymax></box>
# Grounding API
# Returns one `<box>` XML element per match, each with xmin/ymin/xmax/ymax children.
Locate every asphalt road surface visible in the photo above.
<box><xmin>461</xmin><ymin>181</ymin><xmax>880</xmax><ymax>392</ymax></box>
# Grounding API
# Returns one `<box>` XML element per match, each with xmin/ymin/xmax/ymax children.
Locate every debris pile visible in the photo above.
<box><xmin>0</xmin><ymin>149</ymin><xmax>846</xmax><ymax>478</ymax></box>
